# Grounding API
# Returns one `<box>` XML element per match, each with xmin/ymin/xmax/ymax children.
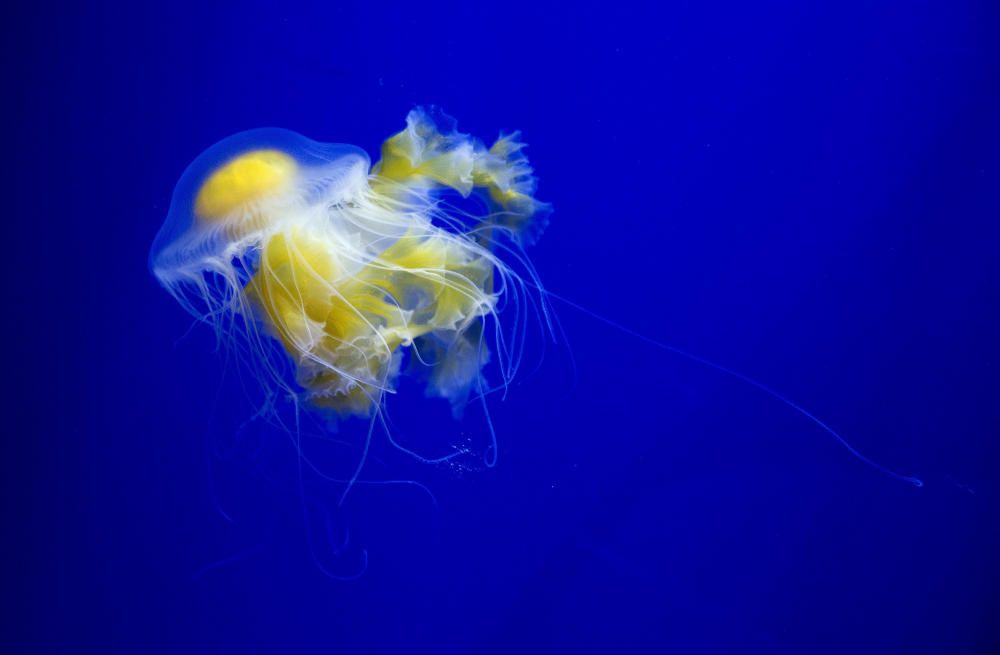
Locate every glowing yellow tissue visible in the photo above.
<box><xmin>194</xmin><ymin>149</ymin><xmax>297</xmax><ymax>220</ymax></box>
<box><xmin>150</xmin><ymin>107</ymin><xmax>550</xmax><ymax>423</ymax></box>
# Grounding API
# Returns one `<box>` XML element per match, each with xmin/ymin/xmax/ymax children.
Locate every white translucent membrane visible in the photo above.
<box><xmin>150</xmin><ymin>128</ymin><xmax>370</xmax><ymax>281</ymax></box>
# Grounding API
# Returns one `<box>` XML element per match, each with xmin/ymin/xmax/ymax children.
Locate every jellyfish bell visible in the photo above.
<box><xmin>149</xmin><ymin>128</ymin><xmax>371</xmax><ymax>284</ymax></box>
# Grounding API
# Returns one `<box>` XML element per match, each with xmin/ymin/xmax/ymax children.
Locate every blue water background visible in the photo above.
<box><xmin>7</xmin><ymin>1</ymin><xmax>999</xmax><ymax>652</ymax></box>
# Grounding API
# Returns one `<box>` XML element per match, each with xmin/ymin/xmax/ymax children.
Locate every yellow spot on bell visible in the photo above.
<box><xmin>195</xmin><ymin>149</ymin><xmax>297</xmax><ymax>220</ymax></box>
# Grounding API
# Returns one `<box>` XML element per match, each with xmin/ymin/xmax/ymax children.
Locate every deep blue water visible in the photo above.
<box><xmin>7</xmin><ymin>1</ymin><xmax>999</xmax><ymax>652</ymax></box>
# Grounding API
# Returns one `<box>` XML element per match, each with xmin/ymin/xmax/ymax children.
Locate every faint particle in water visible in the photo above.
<box><xmin>150</xmin><ymin>107</ymin><xmax>553</xmax><ymax>492</ymax></box>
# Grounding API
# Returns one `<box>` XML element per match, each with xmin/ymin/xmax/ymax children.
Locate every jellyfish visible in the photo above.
<box><xmin>150</xmin><ymin>107</ymin><xmax>552</xmax><ymax>475</ymax></box>
<box><xmin>152</xmin><ymin>106</ymin><xmax>923</xmax><ymax>512</ymax></box>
